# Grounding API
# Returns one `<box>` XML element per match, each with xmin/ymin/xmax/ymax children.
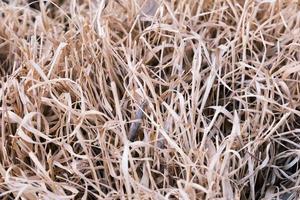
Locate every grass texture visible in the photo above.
<box><xmin>1</xmin><ymin>0</ymin><xmax>300</xmax><ymax>199</ymax></box>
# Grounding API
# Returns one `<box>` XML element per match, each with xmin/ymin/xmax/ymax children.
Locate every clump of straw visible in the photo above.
<box><xmin>1</xmin><ymin>0</ymin><xmax>300</xmax><ymax>199</ymax></box>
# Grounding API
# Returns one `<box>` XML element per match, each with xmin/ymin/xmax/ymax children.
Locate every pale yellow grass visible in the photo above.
<box><xmin>1</xmin><ymin>0</ymin><xmax>300</xmax><ymax>199</ymax></box>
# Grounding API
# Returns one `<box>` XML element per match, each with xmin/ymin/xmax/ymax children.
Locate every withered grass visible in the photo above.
<box><xmin>1</xmin><ymin>0</ymin><xmax>300</xmax><ymax>199</ymax></box>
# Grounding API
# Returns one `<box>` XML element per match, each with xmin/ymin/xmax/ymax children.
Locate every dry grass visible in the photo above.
<box><xmin>1</xmin><ymin>0</ymin><xmax>300</xmax><ymax>199</ymax></box>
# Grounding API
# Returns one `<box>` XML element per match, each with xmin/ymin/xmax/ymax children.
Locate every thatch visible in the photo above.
<box><xmin>1</xmin><ymin>0</ymin><xmax>300</xmax><ymax>199</ymax></box>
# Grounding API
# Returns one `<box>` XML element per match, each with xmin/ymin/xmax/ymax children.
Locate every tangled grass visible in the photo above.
<box><xmin>1</xmin><ymin>0</ymin><xmax>300</xmax><ymax>199</ymax></box>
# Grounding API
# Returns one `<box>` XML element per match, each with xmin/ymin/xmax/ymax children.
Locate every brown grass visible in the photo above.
<box><xmin>1</xmin><ymin>0</ymin><xmax>300</xmax><ymax>199</ymax></box>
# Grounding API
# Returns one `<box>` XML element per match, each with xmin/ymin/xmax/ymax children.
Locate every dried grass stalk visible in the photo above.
<box><xmin>128</xmin><ymin>101</ymin><xmax>147</xmax><ymax>142</ymax></box>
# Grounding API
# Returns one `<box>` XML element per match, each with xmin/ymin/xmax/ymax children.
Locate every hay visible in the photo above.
<box><xmin>1</xmin><ymin>0</ymin><xmax>300</xmax><ymax>199</ymax></box>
